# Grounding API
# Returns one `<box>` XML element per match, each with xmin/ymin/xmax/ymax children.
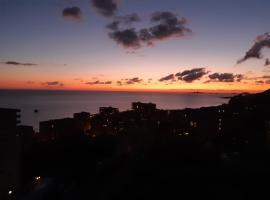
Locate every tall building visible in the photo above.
<box><xmin>73</xmin><ymin>112</ymin><xmax>91</xmax><ymax>134</ymax></box>
<box><xmin>0</xmin><ymin>108</ymin><xmax>20</xmax><ymax>129</ymax></box>
<box><xmin>39</xmin><ymin>118</ymin><xmax>80</xmax><ymax>140</ymax></box>
<box><xmin>39</xmin><ymin>112</ymin><xmax>91</xmax><ymax>141</ymax></box>
<box><xmin>0</xmin><ymin>108</ymin><xmax>21</xmax><ymax>199</ymax></box>
<box><xmin>132</xmin><ymin>102</ymin><xmax>157</xmax><ymax>113</ymax></box>
<box><xmin>99</xmin><ymin>107</ymin><xmax>119</xmax><ymax>116</ymax></box>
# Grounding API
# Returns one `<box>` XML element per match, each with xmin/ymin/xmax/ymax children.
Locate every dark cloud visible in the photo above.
<box><xmin>117</xmin><ymin>77</ymin><xmax>143</xmax><ymax>86</ymax></box>
<box><xmin>246</xmin><ymin>75</ymin><xmax>270</xmax><ymax>80</ymax></box>
<box><xmin>44</xmin><ymin>81</ymin><xmax>64</xmax><ymax>87</ymax></box>
<box><xmin>237</xmin><ymin>33</ymin><xmax>270</xmax><ymax>64</ymax></box>
<box><xmin>126</xmin><ymin>77</ymin><xmax>143</xmax><ymax>85</ymax></box>
<box><xmin>265</xmin><ymin>58</ymin><xmax>270</xmax><ymax>66</ymax></box>
<box><xmin>208</xmin><ymin>73</ymin><xmax>244</xmax><ymax>83</ymax></box>
<box><xmin>109</xmin><ymin>28</ymin><xmax>141</xmax><ymax>49</ymax></box>
<box><xmin>139</xmin><ymin>11</ymin><xmax>191</xmax><ymax>45</ymax></box>
<box><xmin>256</xmin><ymin>78</ymin><xmax>270</xmax><ymax>85</ymax></box>
<box><xmin>175</xmin><ymin>68</ymin><xmax>208</xmax><ymax>83</ymax></box>
<box><xmin>116</xmin><ymin>13</ymin><xmax>141</xmax><ymax>25</ymax></box>
<box><xmin>262</xmin><ymin>75</ymin><xmax>270</xmax><ymax>79</ymax></box>
<box><xmin>107</xmin><ymin>13</ymin><xmax>141</xmax><ymax>31</ymax></box>
<box><xmin>4</xmin><ymin>61</ymin><xmax>37</xmax><ymax>66</ymax></box>
<box><xmin>106</xmin><ymin>21</ymin><xmax>120</xmax><ymax>30</ymax></box>
<box><xmin>116</xmin><ymin>81</ymin><xmax>122</xmax><ymax>86</ymax></box>
<box><xmin>247</xmin><ymin>75</ymin><xmax>270</xmax><ymax>85</ymax></box>
<box><xmin>92</xmin><ymin>0</ymin><xmax>118</xmax><ymax>17</ymax></box>
<box><xmin>103</xmin><ymin>81</ymin><xmax>113</xmax><ymax>84</ymax></box>
<box><xmin>159</xmin><ymin>69</ymin><xmax>245</xmax><ymax>84</ymax></box>
<box><xmin>159</xmin><ymin>74</ymin><xmax>175</xmax><ymax>82</ymax></box>
<box><xmin>85</xmin><ymin>80</ymin><xmax>112</xmax><ymax>85</ymax></box>
<box><xmin>106</xmin><ymin>13</ymin><xmax>142</xmax><ymax>48</ymax></box>
<box><xmin>62</xmin><ymin>7</ymin><xmax>82</xmax><ymax>20</ymax></box>
<box><xmin>255</xmin><ymin>80</ymin><xmax>265</xmax><ymax>85</ymax></box>
<box><xmin>266</xmin><ymin>79</ymin><xmax>270</xmax><ymax>84</ymax></box>
<box><xmin>107</xmin><ymin>11</ymin><xmax>191</xmax><ymax>49</ymax></box>
<box><xmin>235</xmin><ymin>74</ymin><xmax>244</xmax><ymax>82</ymax></box>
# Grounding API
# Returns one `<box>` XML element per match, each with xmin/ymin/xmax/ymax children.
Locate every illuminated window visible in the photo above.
<box><xmin>190</xmin><ymin>121</ymin><xmax>197</xmax><ymax>128</ymax></box>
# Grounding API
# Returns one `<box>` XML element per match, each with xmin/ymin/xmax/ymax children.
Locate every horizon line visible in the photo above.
<box><xmin>0</xmin><ymin>88</ymin><xmax>265</xmax><ymax>94</ymax></box>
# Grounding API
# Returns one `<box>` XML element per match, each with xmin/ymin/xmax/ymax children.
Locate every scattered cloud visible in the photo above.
<box><xmin>116</xmin><ymin>80</ymin><xmax>122</xmax><ymax>86</ymax></box>
<box><xmin>85</xmin><ymin>80</ymin><xmax>112</xmax><ymax>85</ymax></box>
<box><xmin>139</xmin><ymin>11</ymin><xmax>191</xmax><ymax>46</ymax></box>
<box><xmin>62</xmin><ymin>6</ymin><xmax>82</xmax><ymax>21</ymax></box>
<box><xmin>106</xmin><ymin>21</ymin><xmax>120</xmax><ymax>30</ymax></box>
<box><xmin>107</xmin><ymin>11</ymin><xmax>191</xmax><ymax>49</ymax></box>
<box><xmin>175</xmin><ymin>68</ymin><xmax>208</xmax><ymax>83</ymax></box>
<box><xmin>126</xmin><ymin>77</ymin><xmax>143</xmax><ymax>85</ymax></box>
<box><xmin>113</xmin><ymin>13</ymin><xmax>141</xmax><ymax>27</ymax></box>
<box><xmin>44</xmin><ymin>81</ymin><xmax>64</xmax><ymax>87</ymax></box>
<box><xmin>107</xmin><ymin>13</ymin><xmax>141</xmax><ymax>31</ymax></box>
<box><xmin>117</xmin><ymin>77</ymin><xmax>143</xmax><ymax>86</ymax></box>
<box><xmin>233</xmin><ymin>74</ymin><xmax>270</xmax><ymax>85</ymax></box>
<box><xmin>236</xmin><ymin>74</ymin><xmax>245</xmax><ymax>82</ymax></box>
<box><xmin>237</xmin><ymin>33</ymin><xmax>270</xmax><ymax>64</ymax></box>
<box><xmin>208</xmin><ymin>73</ymin><xmax>244</xmax><ymax>83</ymax></box>
<box><xmin>92</xmin><ymin>0</ymin><xmax>118</xmax><ymax>17</ymax></box>
<box><xmin>261</xmin><ymin>75</ymin><xmax>270</xmax><ymax>79</ymax></box>
<box><xmin>266</xmin><ymin>80</ymin><xmax>270</xmax><ymax>84</ymax></box>
<box><xmin>4</xmin><ymin>61</ymin><xmax>37</xmax><ymax>66</ymax></box>
<box><xmin>255</xmin><ymin>79</ymin><xmax>270</xmax><ymax>85</ymax></box>
<box><xmin>159</xmin><ymin>74</ymin><xmax>175</xmax><ymax>82</ymax></box>
<box><xmin>256</xmin><ymin>80</ymin><xmax>265</xmax><ymax>85</ymax></box>
<box><xmin>158</xmin><ymin>68</ymin><xmax>249</xmax><ymax>85</ymax></box>
<box><xmin>107</xmin><ymin>13</ymin><xmax>142</xmax><ymax>48</ymax></box>
<box><xmin>109</xmin><ymin>28</ymin><xmax>141</xmax><ymax>49</ymax></box>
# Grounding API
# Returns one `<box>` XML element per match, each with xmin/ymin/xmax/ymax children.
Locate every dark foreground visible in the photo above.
<box><xmin>1</xmin><ymin>89</ymin><xmax>270</xmax><ymax>200</ymax></box>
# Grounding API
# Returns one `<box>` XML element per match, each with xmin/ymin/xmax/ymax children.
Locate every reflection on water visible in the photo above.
<box><xmin>0</xmin><ymin>90</ymin><xmax>231</xmax><ymax>130</ymax></box>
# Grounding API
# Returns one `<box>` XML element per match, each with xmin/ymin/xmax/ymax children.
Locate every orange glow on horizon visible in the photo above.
<box><xmin>0</xmin><ymin>79</ymin><xmax>268</xmax><ymax>94</ymax></box>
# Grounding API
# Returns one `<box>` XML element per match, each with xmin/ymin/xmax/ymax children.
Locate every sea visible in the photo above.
<box><xmin>0</xmin><ymin>90</ymin><xmax>233</xmax><ymax>130</ymax></box>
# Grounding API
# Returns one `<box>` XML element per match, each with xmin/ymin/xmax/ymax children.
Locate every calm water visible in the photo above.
<box><xmin>0</xmin><ymin>90</ymin><xmax>232</xmax><ymax>130</ymax></box>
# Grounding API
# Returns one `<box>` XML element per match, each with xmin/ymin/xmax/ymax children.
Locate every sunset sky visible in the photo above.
<box><xmin>1</xmin><ymin>0</ymin><xmax>270</xmax><ymax>92</ymax></box>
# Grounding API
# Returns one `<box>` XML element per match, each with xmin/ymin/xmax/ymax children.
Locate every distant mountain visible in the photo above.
<box><xmin>229</xmin><ymin>88</ymin><xmax>270</xmax><ymax>109</ymax></box>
